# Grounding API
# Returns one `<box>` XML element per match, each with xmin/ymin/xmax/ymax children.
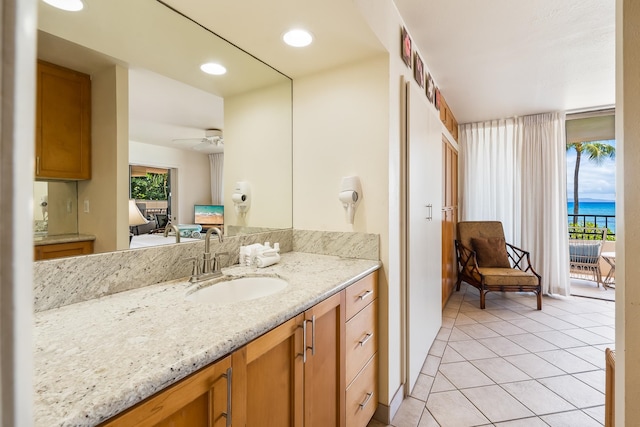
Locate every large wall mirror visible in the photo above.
<box><xmin>36</xmin><ymin>0</ymin><xmax>292</xmax><ymax>256</ymax></box>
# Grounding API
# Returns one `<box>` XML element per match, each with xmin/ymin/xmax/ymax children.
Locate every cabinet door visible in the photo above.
<box><xmin>36</xmin><ymin>60</ymin><xmax>91</xmax><ymax>180</ymax></box>
<box><xmin>100</xmin><ymin>356</ymin><xmax>232</xmax><ymax>427</ymax></box>
<box><xmin>303</xmin><ymin>292</ymin><xmax>345</xmax><ymax>427</ymax></box>
<box><xmin>239</xmin><ymin>314</ymin><xmax>305</xmax><ymax>427</ymax></box>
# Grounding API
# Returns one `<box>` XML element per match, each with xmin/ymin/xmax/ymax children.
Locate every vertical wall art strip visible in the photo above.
<box><xmin>401</xmin><ymin>26</ymin><xmax>412</xmax><ymax>68</ymax></box>
<box><xmin>413</xmin><ymin>53</ymin><xmax>424</xmax><ymax>88</ymax></box>
<box><xmin>426</xmin><ymin>73</ymin><xmax>435</xmax><ymax>103</ymax></box>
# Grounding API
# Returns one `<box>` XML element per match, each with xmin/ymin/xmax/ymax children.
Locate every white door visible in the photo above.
<box><xmin>405</xmin><ymin>82</ymin><xmax>443</xmax><ymax>392</ymax></box>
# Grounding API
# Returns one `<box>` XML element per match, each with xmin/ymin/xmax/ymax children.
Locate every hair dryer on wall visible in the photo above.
<box><xmin>339</xmin><ymin>176</ymin><xmax>362</xmax><ymax>225</ymax></box>
<box><xmin>232</xmin><ymin>181</ymin><xmax>251</xmax><ymax>217</ymax></box>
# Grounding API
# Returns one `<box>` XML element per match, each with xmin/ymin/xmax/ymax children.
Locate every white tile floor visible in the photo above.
<box><xmin>368</xmin><ymin>282</ymin><xmax>614</xmax><ymax>427</ymax></box>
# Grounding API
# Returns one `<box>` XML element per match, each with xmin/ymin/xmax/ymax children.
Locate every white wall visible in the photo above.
<box><xmin>129</xmin><ymin>141</ymin><xmax>211</xmax><ymax>224</ymax></box>
<box><xmin>1</xmin><ymin>0</ymin><xmax>36</xmax><ymax>423</ymax></box>
<box><xmin>616</xmin><ymin>2</ymin><xmax>640</xmax><ymax>425</ymax></box>
<box><xmin>292</xmin><ymin>55</ymin><xmax>394</xmax><ymax>403</ymax></box>
<box><xmin>77</xmin><ymin>64</ymin><xmax>129</xmax><ymax>253</ymax></box>
<box><xmin>293</xmin><ymin>0</ymin><xmax>452</xmax><ymax>417</ymax></box>
<box><xmin>224</xmin><ymin>80</ymin><xmax>292</xmax><ymax>230</ymax></box>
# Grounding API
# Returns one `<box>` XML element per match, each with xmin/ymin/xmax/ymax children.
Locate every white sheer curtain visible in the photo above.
<box><xmin>519</xmin><ymin>113</ymin><xmax>569</xmax><ymax>296</ymax></box>
<box><xmin>209</xmin><ymin>153</ymin><xmax>224</xmax><ymax>204</ymax></box>
<box><xmin>459</xmin><ymin>119</ymin><xmax>521</xmax><ymax>245</ymax></box>
<box><xmin>460</xmin><ymin>112</ymin><xmax>570</xmax><ymax>296</ymax></box>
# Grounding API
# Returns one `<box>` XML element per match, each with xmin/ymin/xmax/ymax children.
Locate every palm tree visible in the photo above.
<box><xmin>566</xmin><ymin>140</ymin><xmax>616</xmax><ymax>223</ymax></box>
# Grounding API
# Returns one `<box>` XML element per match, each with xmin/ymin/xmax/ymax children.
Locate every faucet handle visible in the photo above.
<box><xmin>183</xmin><ymin>257</ymin><xmax>200</xmax><ymax>276</ymax></box>
<box><xmin>213</xmin><ymin>252</ymin><xmax>230</xmax><ymax>270</ymax></box>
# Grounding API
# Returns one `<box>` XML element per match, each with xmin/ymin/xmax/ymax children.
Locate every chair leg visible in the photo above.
<box><xmin>536</xmin><ymin>292</ymin><xmax>542</xmax><ymax>310</ymax></box>
<box><xmin>455</xmin><ymin>276</ymin><xmax>462</xmax><ymax>291</ymax></box>
<box><xmin>480</xmin><ymin>291</ymin><xmax>486</xmax><ymax>309</ymax></box>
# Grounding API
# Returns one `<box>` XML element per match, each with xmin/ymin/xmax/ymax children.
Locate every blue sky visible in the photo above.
<box><xmin>566</xmin><ymin>139</ymin><xmax>616</xmax><ymax>202</ymax></box>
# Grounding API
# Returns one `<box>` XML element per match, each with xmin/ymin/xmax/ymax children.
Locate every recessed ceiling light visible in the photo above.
<box><xmin>200</xmin><ymin>63</ymin><xmax>227</xmax><ymax>76</ymax></box>
<box><xmin>42</xmin><ymin>0</ymin><xmax>84</xmax><ymax>11</ymax></box>
<box><xmin>283</xmin><ymin>29</ymin><xmax>313</xmax><ymax>47</ymax></box>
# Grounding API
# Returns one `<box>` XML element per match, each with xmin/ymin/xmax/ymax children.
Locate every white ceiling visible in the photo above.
<box><xmin>165</xmin><ymin>0</ymin><xmax>615</xmax><ymax>124</ymax></box>
<box><xmin>392</xmin><ymin>0</ymin><xmax>616</xmax><ymax>123</ymax></box>
<box><xmin>39</xmin><ymin>0</ymin><xmax>616</xmax><ymax>151</ymax></box>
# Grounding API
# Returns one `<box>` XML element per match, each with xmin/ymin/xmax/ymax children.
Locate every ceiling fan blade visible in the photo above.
<box><xmin>193</xmin><ymin>140</ymin><xmax>216</xmax><ymax>151</ymax></box>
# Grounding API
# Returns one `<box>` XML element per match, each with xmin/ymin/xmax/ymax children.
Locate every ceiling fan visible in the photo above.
<box><xmin>172</xmin><ymin>128</ymin><xmax>224</xmax><ymax>151</ymax></box>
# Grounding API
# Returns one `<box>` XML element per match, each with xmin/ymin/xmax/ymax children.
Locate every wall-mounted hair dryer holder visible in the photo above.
<box><xmin>232</xmin><ymin>181</ymin><xmax>251</xmax><ymax>217</ymax></box>
<box><xmin>339</xmin><ymin>176</ymin><xmax>362</xmax><ymax>225</ymax></box>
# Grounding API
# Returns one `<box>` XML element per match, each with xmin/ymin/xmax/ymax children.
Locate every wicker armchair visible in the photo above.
<box><xmin>455</xmin><ymin>221</ymin><xmax>542</xmax><ymax>310</ymax></box>
<box><xmin>568</xmin><ymin>226</ymin><xmax>607</xmax><ymax>287</ymax></box>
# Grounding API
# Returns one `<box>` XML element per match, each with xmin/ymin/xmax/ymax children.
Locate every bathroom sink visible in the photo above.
<box><xmin>185</xmin><ymin>276</ymin><xmax>289</xmax><ymax>305</ymax></box>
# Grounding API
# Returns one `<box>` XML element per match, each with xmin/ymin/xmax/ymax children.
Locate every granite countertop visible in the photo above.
<box><xmin>34</xmin><ymin>252</ymin><xmax>381</xmax><ymax>427</ymax></box>
<box><xmin>34</xmin><ymin>233</ymin><xmax>96</xmax><ymax>246</ymax></box>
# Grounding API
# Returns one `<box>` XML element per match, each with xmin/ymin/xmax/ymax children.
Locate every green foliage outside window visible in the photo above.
<box><xmin>131</xmin><ymin>173</ymin><xmax>168</xmax><ymax>200</ymax></box>
<box><xmin>568</xmin><ymin>222</ymin><xmax>616</xmax><ymax>241</ymax></box>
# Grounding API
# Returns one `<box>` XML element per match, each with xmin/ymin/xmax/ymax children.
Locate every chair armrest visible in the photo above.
<box><xmin>506</xmin><ymin>242</ymin><xmax>540</xmax><ymax>277</ymax></box>
<box><xmin>455</xmin><ymin>240</ymin><xmax>480</xmax><ymax>273</ymax></box>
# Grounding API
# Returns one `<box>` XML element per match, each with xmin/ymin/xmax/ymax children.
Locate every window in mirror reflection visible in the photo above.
<box><xmin>129</xmin><ymin>165</ymin><xmax>172</xmax><ymax>235</ymax></box>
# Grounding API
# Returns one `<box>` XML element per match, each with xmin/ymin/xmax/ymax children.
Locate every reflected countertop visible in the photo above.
<box><xmin>34</xmin><ymin>233</ymin><xmax>96</xmax><ymax>246</ymax></box>
<box><xmin>33</xmin><ymin>251</ymin><xmax>381</xmax><ymax>426</ymax></box>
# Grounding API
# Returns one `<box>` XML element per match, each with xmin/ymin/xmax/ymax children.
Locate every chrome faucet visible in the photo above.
<box><xmin>186</xmin><ymin>227</ymin><xmax>227</xmax><ymax>282</ymax></box>
<box><xmin>163</xmin><ymin>223</ymin><xmax>181</xmax><ymax>243</ymax></box>
<box><xmin>203</xmin><ymin>227</ymin><xmax>223</xmax><ymax>272</ymax></box>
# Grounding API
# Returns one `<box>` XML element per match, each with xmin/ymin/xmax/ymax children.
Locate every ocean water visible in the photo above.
<box><xmin>567</xmin><ymin>201</ymin><xmax>616</xmax><ymax>233</ymax></box>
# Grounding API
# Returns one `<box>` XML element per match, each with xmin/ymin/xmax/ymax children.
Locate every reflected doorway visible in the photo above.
<box><xmin>129</xmin><ymin>164</ymin><xmax>176</xmax><ymax>233</ymax></box>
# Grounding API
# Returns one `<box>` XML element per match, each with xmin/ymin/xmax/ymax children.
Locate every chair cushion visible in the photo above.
<box><xmin>569</xmin><ymin>241</ymin><xmax>601</xmax><ymax>264</ymax></box>
<box><xmin>471</xmin><ymin>237</ymin><xmax>511</xmax><ymax>268</ymax></box>
<box><xmin>477</xmin><ymin>267</ymin><xmax>540</xmax><ymax>286</ymax></box>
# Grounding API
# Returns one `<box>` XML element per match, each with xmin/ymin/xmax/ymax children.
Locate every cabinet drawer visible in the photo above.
<box><xmin>34</xmin><ymin>240</ymin><xmax>93</xmax><ymax>260</ymax></box>
<box><xmin>346</xmin><ymin>354</ymin><xmax>377</xmax><ymax>427</ymax></box>
<box><xmin>346</xmin><ymin>300</ymin><xmax>377</xmax><ymax>386</ymax></box>
<box><xmin>345</xmin><ymin>271</ymin><xmax>377</xmax><ymax>320</ymax></box>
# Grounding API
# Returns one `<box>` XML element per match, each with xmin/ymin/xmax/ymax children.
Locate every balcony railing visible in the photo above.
<box><xmin>568</xmin><ymin>214</ymin><xmax>616</xmax><ymax>238</ymax></box>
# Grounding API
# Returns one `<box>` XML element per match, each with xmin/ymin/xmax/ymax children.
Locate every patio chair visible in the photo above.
<box><xmin>569</xmin><ymin>226</ymin><xmax>607</xmax><ymax>287</ymax></box>
<box><xmin>455</xmin><ymin>221</ymin><xmax>542</xmax><ymax>310</ymax></box>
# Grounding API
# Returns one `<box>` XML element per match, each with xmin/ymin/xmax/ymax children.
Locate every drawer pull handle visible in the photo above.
<box><xmin>222</xmin><ymin>367</ymin><xmax>232</xmax><ymax>427</ymax></box>
<box><xmin>36</xmin><ymin>156</ymin><xmax>40</xmax><ymax>175</ymax></box>
<box><xmin>358</xmin><ymin>290</ymin><xmax>373</xmax><ymax>300</ymax></box>
<box><xmin>359</xmin><ymin>332</ymin><xmax>373</xmax><ymax>347</ymax></box>
<box><xmin>359</xmin><ymin>391</ymin><xmax>374</xmax><ymax>410</ymax></box>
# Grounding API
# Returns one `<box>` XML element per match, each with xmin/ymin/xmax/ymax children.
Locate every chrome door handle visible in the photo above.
<box><xmin>308</xmin><ymin>316</ymin><xmax>316</xmax><ymax>356</ymax></box>
<box><xmin>222</xmin><ymin>367</ymin><xmax>232</xmax><ymax>427</ymax></box>
<box><xmin>298</xmin><ymin>320</ymin><xmax>307</xmax><ymax>363</ymax></box>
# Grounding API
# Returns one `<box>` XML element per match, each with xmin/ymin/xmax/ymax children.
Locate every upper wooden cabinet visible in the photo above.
<box><xmin>438</xmin><ymin>94</ymin><xmax>459</xmax><ymax>142</ymax></box>
<box><xmin>36</xmin><ymin>60</ymin><xmax>91</xmax><ymax>180</ymax></box>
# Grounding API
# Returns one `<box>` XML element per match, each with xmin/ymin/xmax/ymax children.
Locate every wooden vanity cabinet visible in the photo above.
<box><xmin>36</xmin><ymin>60</ymin><xmax>91</xmax><ymax>180</ymax></box>
<box><xmin>99</xmin><ymin>355</ymin><xmax>232</xmax><ymax>427</ymax></box>
<box><xmin>99</xmin><ymin>271</ymin><xmax>378</xmax><ymax>427</ymax></box>
<box><xmin>344</xmin><ymin>272</ymin><xmax>378</xmax><ymax>427</ymax></box>
<box><xmin>233</xmin><ymin>291</ymin><xmax>346</xmax><ymax>427</ymax></box>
